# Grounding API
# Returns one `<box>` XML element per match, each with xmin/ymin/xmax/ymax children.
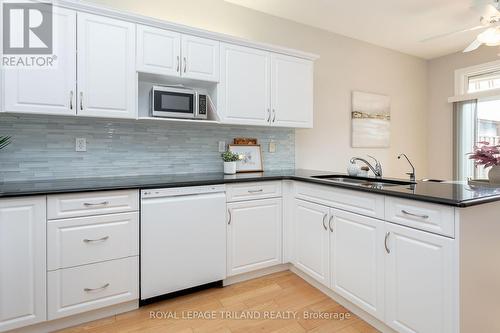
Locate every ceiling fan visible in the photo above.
<box><xmin>422</xmin><ymin>0</ymin><xmax>500</xmax><ymax>53</ymax></box>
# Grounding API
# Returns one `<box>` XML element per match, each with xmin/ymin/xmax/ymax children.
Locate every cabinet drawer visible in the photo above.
<box><xmin>226</xmin><ymin>181</ymin><xmax>282</xmax><ymax>202</ymax></box>
<box><xmin>48</xmin><ymin>190</ymin><xmax>139</xmax><ymax>219</ymax></box>
<box><xmin>47</xmin><ymin>212</ymin><xmax>139</xmax><ymax>270</ymax></box>
<box><xmin>47</xmin><ymin>256</ymin><xmax>138</xmax><ymax>320</ymax></box>
<box><xmin>294</xmin><ymin>182</ymin><xmax>384</xmax><ymax>219</ymax></box>
<box><xmin>385</xmin><ymin>197</ymin><xmax>455</xmax><ymax>237</ymax></box>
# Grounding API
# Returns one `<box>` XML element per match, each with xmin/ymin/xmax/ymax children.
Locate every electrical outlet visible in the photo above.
<box><xmin>75</xmin><ymin>138</ymin><xmax>87</xmax><ymax>152</ymax></box>
<box><xmin>269</xmin><ymin>141</ymin><xmax>277</xmax><ymax>153</ymax></box>
<box><xmin>218</xmin><ymin>141</ymin><xmax>226</xmax><ymax>152</ymax></box>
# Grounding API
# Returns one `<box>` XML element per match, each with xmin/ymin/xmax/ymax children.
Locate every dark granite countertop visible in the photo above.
<box><xmin>1</xmin><ymin>169</ymin><xmax>500</xmax><ymax>207</ymax></box>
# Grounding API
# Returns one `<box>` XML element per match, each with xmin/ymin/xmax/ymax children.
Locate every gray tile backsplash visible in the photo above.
<box><xmin>0</xmin><ymin>114</ymin><xmax>295</xmax><ymax>181</ymax></box>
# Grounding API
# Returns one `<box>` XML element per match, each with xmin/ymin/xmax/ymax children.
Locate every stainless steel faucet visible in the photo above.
<box><xmin>350</xmin><ymin>155</ymin><xmax>383</xmax><ymax>178</ymax></box>
<box><xmin>398</xmin><ymin>153</ymin><xmax>416</xmax><ymax>182</ymax></box>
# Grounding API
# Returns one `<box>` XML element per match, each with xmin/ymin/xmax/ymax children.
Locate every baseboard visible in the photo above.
<box><xmin>223</xmin><ymin>264</ymin><xmax>291</xmax><ymax>286</ymax></box>
<box><xmin>290</xmin><ymin>267</ymin><xmax>397</xmax><ymax>333</ymax></box>
<box><xmin>7</xmin><ymin>301</ymin><xmax>138</xmax><ymax>333</ymax></box>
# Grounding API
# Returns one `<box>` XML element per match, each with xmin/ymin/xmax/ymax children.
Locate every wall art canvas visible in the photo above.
<box><xmin>351</xmin><ymin>91</ymin><xmax>391</xmax><ymax>148</ymax></box>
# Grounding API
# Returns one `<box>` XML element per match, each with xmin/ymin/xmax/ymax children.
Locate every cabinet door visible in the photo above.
<box><xmin>385</xmin><ymin>222</ymin><xmax>454</xmax><ymax>333</ymax></box>
<box><xmin>330</xmin><ymin>209</ymin><xmax>385</xmax><ymax>320</ymax></box>
<box><xmin>227</xmin><ymin>198</ymin><xmax>282</xmax><ymax>276</ymax></box>
<box><xmin>271</xmin><ymin>54</ymin><xmax>313</xmax><ymax>128</ymax></box>
<box><xmin>219</xmin><ymin>43</ymin><xmax>270</xmax><ymax>126</ymax></box>
<box><xmin>3</xmin><ymin>7</ymin><xmax>76</xmax><ymax>115</ymax></box>
<box><xmin>77</xmin><ymin>13</ymin><xmax>136</xmax><ymax>118</ymax></box>
<box><xmin>293</xmin><ymin>199</ymin><xmax>330</xmax><ymax>286</ymax></box>
<box><xmin>136</xmin><ymin>25</ymin><xmax>181</xmax><ymax>77</ymax></box>
<box><xmin>0</xmin><ymin>197</ymin><xmax>46</xmax><ymax>332</ymax></box>
<box><xmin>181</xmin><ymin>35</ymin><xmax>219</xmax><ymax>82</ymax></box>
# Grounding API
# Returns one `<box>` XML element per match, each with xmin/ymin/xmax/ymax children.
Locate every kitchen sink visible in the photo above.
<box><xmin>311</xmin><ymin>174</ymin><xmax>415</xmax><ymax>187</ymax></box>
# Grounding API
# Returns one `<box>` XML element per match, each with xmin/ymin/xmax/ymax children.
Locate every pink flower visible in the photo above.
<box><xmin>468</xmin><ymin>142</ymin><xmax>500</xmax><ymax>168</ymax></box>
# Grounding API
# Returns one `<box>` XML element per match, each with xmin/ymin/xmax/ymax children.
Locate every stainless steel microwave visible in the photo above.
<box><xmin>151</xmin><ymin>85</ymin><xmax>208</xmax><ymax>120</ymax></box>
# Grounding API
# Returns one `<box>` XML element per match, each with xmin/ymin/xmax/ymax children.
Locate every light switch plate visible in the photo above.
<box><xmin>75</xmin><ymin>138</ymin><xmax>87</xmax><ymax>152</ymax></box>
<box><xmin>218</xmin><ymin>141</ymin><xmax>226</xmax><ymax>152</ymax></box>
<box><xmin>269</xmin><ymin>141</ymin><xmax>277</xmax><ymax>153</ymax></box>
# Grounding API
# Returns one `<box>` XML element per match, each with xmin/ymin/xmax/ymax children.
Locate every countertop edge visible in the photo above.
<box><xmin>2</xmin><ymin>173</ymin><xmax>499</xmax><ymax>207</ymax></box>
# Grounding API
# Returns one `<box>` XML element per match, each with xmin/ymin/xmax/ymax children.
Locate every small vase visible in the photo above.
<box><xmin>224</xmin><ymin>161</ymin><xmax>237</xmax><ymax>175</ymax></box>
<box><xmin>488</xmin><ymin>165</ymin><xmax>500</xmax><ymax>184</ymax></box>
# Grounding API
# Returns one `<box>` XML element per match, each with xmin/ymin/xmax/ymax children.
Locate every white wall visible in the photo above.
<box><xmin>427</xmin><ymin>47</ymin><xmax>500</xmax><ymax>179</ymax></box>
<box><xmin>88</xmin><ymin>0</ymin><xmax>429</xmax><ymax>178</ymax></box>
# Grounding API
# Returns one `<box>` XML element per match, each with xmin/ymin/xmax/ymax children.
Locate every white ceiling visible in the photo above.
<box><xmin>224</xmin><ymin>0</ymin><xmax>492</xmax><ymax>59</ymax></box>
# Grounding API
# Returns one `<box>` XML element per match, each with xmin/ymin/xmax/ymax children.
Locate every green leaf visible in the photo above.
<box><xmin>0</xmin><ymin>136</ymin><xmax>11</xmax><ymax>150</ymax></box>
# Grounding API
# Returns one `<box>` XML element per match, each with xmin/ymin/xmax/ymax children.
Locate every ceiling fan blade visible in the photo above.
<box><xmin>464</xmin><ymin>39</ymin><xmax>483</xmax><ymax>52</ymax></box>
<box><xmin>420</xmin><ymin>25</ymin><xmax>486</xmax><ymax>42</ymax></box>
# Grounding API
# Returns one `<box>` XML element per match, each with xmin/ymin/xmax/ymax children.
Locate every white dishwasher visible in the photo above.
<box><xmin>140</xmin><ymin>185</ymin><xmax>226</xmax><ymax>301</ymax></box>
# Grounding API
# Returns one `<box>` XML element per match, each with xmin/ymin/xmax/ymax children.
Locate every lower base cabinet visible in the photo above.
<box><xmin>48</xmin><ymin>256</ymin><xmax>139</xmax><ymax>319</ymax></box>
<box><xmin>293</xmin><ymin>199</ymin><xmax>330</xmax><ymax>287</ymax></box>
<box><xmin>330</xmin><ymin>209</ymin><xmax>385</xmax><ymax>320</ymax></box>
<box><xmin>384</xmin><ymin>222</ymin><xmax>454</xmax><ymax>333</ymax></box>
<box><xmin>0</xmin><ymin>197</ymin><xmax>46</xmax><ymax>332</ymax></box>
<box><xmin>227</xmin><ymin>198</ymin><xmax>282</xmax><ymax>276</ymax></box>
<box><xmin>293</xmin><ymin>193</ymin><xmax>455</xmax><ymax>333</ymax></box>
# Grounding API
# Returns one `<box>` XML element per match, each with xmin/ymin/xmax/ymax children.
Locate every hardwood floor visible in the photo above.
<box><xmin>58</xmin><ymin>271</ymin><xmax>379</xmax><ymax>333</ymax></box>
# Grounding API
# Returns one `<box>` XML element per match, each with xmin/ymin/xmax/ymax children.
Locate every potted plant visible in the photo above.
<box><xmin>0</xmin><ymin>136</ymin><xmax>11</xmax><ymax>151</ymax></box>
<box><xmin>221</xmin><ymin>151</ymin><xmax>241</xmax><ymax>175</ymax></box>
<box><xmin>468</xmin><ymin>142</ymin><xmax>500</xmax><ymax>183</ymax></box>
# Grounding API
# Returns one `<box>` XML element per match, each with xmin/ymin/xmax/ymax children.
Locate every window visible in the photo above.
<box><xmin>454</xmin><ymin>64</ymin><xmax>500</xmax><ymax>180</ymax></box>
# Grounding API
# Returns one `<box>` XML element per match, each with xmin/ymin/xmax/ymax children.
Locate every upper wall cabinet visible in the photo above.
<box><xmin>136</xmin><ymin>25</ymin><xmax>181</xmax><ymax>77</ymax></box>
<box><xmin>136</xmin><ymin>25</ymin><xmax>220</xmax><ymax>82</ymax></box>
<box><xmin>271</xmin><ymin>54</ymin><xmax>313</xmax><ymax>128</ymax></box>
<box><xmin>218</xmin><ymin>43</ymin><xmax>314</xmax><ymax>128</ymax></box>
<box><xmin>219</xmin><ymin>43</ymin><xmax>271</xmax><ymax>126</ymax></box>
<box><xmin>181</xmin><ymin>35</ymin><xmax>220</xmax><ymax>82</ymax></box>
<box><xmin>77</xmin><ymin>13</ymin><xmax>136</xmax><ymax>119</ymax></box>
<box><xmin>2</xmin><ymin>7</ymin><xmax>77</xmax><ymax>116</ymax></box>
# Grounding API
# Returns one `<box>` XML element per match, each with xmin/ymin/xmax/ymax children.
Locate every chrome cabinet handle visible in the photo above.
<box><xmin>79</xmin><ymin>92</ymin><xmax>83</xmax><ymax>110</ymax></box>
<box><xmin>322</xmin><ymin>214</ymin><xmax>328</xmax><ymax>231</ymax></box>
<box><xmin>84</xmin><ymin>283</ymin><xmax>110</xmax><ymax>292</ymax></box>
<box><xmin>401</xmin><ymin>209</ymin><xmax>429</xmax><ymax>219</ymax></box>
<box><xmin>83</xmin><ymin>201</ymin><xmax>109</xmax><ymax>207</ymax></box>
<box><xmin>83</xmin><ymin>236</ymin><xmax>109</xmax><ymax>243</ymax></box>
<box><xmin>328</xmin><ymin>215</ymin><xmax>334</xmax><ymax>232</ymax></box>
<box><xmin>69</xmin><ymin>91</ymin><xmax>73</xmax><ymax>110</ymax></box>
<box><xmin>176</xmin><ymin>56</ymin><xmax>180</xmax><ymax>72</ymax></box>
<box><xmin>267</xmin><ymin>108</ymin><xmax>271</xmax><ymax>122</ymax></box>
<box><xmin>272</xmin><ymin>109</ymin><xmax>276</xmax><ymax>122</ymax></box>
<box><xmin>227</xmin><ymin>209</ymin><xmax>232</xmax><ymax>225</ymax></box>
<box><xmin>183</xmin><ymin>57</ymin><xmax>187</xmax><ymax>73</ymax></box>
<box><xmin>384</xmin><ymin>232</ymin><xmax>391</xmax><ymax>254</ymax></box>
<box><xmin>248</xmin><ymin>189</ymin><xmax>263</xmax><ymax>193</ymax></box>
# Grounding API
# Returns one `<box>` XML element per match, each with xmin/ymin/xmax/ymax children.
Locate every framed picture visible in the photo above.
<box><xmin>351</xmin><ymin>91</ymin><xmax>391</xmax><ymax>148</ymax></box>
<box><xmin>228</xmin><ymin>144</ymin><xmax>263</xmax><ymax>172</ymax></box>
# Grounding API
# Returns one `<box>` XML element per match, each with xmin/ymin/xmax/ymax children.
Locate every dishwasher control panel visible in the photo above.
<box><xmin>141</xmin><ymin>185</ymin><xmax>226</xmax><ymax>198</ymax></box>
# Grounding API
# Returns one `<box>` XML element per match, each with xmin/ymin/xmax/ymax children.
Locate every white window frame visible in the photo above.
<box><xmin>451</xmin><ymin>59</ymin><xmax>500</xmax><ymax>102</ymax></box>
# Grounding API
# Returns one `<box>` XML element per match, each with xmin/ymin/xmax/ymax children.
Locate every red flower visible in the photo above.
<box><xmin>468</xmin><ymin>142</ymin><xmax>500</xmax><ymax>168</ymax></box>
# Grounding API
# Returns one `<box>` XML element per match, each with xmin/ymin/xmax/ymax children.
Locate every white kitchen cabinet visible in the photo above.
<box><xmin>2</xmin><ymin>7</ymin><xmax>76</xmax><ymax>116</ymax></box>
<box><xmin>77</xmin><ymin>13</ymin><xmax>136</xmax><ymax>118</ymax></box>
<box><xmin>0</xmin><ymin>197</ymin><xmax>46</xmax><ymax>332</ymax></box>
<box><xmin>219</xmin><ymin>43</ymin><xmax>271</xmax><ymax>126</ymax></box>
<box><xmin>271</xmin><ymin>54</ymin><xmax>313</xmax><ymax>128</ymax></box>
<box><xmin>293</xmin><ymin>198</ymin><xmax>330</xmax><ymax>287</ymax></box>
<box><xmin>227</xmin><ymin>198</ymin><xmax>282</xmax><ymax>276</ymax></box>
<box><xmin>136</xmin><ymin>25</ymin><xmax>181</xmax><ymax>77</ymax></box>
<box><xmin>136</xmin><ymin>26</ymin><xmax>219</xmax><ymax>82</ymax></box>
<box><xmin>384</xmin><ymin>222</ymin><xmax>454</xmax><ymax>333</ymax></box>
<box><xmin>181</xmin><ymin>35</ymin><xmax>219</xmax><ymax>82</ymax></box>
<box><xmin>48</xmin><ymin>256</ymin><xmax>138</xmax><ymax>320</ymax></box>
<box><xmin>330</xmin><ymin>209</ymin><xmax>385</xmax><ymax>320</ymax></box>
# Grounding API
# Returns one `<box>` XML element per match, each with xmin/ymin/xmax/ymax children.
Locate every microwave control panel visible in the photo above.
<box><xmin>199</xmin><ymin>94</ymin><xmax>207</xmax><ymax>115</ymax></box>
